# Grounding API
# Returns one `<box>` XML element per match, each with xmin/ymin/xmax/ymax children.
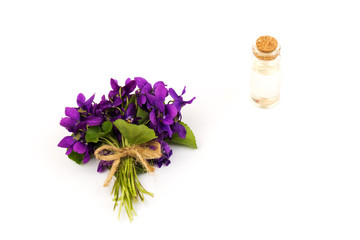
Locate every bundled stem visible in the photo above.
<box><xmin>94</xmin><ymin>135</ymin><xmax>161</xmax><ymax>221</ymax></box>
<box><xmin>111</xmin><ymin>157</ymin><xmax>154</xmax><ymax>221</ymax></box>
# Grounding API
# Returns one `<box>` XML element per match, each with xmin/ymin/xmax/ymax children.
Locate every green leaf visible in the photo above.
<box><xmin>101</xmin><ymin>121</ymin><xmax>113</xmax><ymax>134</ymax></box>
<box><xmin>113</xmin><ymin>119</ymin><xmax>157</xmax><ymax>146</ymax></box>
<box><xmin>68</xmin><ymin>151</ymin><xmax>84</xmax><ymax>164</ymax></box>
<box><xmin>136</xmin><ymin>107</ymin><xmax>149</xmax><ymax>124</ymax></box>
<box><xmin>128</xmin><ymin>94</ymin><xmax>137</xmax><ymax>105</ymax></box>
<box><xmin>85</xmin><ymin>126</ymin><xmax>102</xmax><ymax>143</ymax></box>
<box><xmin>167</xmin><ymin>122</ymin><xmax>197</xmax><ymax>149</ymax></box>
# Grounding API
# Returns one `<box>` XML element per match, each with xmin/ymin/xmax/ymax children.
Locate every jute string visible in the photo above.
<box><xmin>94</xmin><ymin>140</ymin><xmax>162</xmax><ymax>187</ymax></box>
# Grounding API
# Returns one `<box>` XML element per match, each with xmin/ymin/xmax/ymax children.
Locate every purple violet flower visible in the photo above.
<box><xmin>122</xmin><ymin>103</ymin><xmax>138</xmax><ymax>123</ymax></box>
<box><xmin>111</xmin><ymin>103</ymin><xmax>139</xmax><ymax>123</ymax></box>
<box><xmin>109</xmin><ymin>78</ymin><xmax>136</xmax><ymax>104</ymax></box>
<box><xmin>171</xmin><ymin>122</ymin><xmax>187</xmax><ymax>139</ymax></box>
<box><xmin>135</xmin><ymin>78</ymin><xmax>168</xmax><ymax>112</ymax></box>
<box><xmin>135</xmin><ymin>78</ymin><xmax>153</xmax><ymax>108</ymax></box>
<box><xmin>60</xmin><ymin>107</ymin><xmax>80</xmax><ymax>132</ymax></box>
<box><xmin>97</xmin><ymin>160</ymin><xmax>114</xmax><ymax>172</ymax></box>
<box><xmin>149</xmin><ymin>104</ymin><xmax>178</xmax><ymax>137</ymax></box>
<box><xmin>60</xmin><ymin>93</ymin><xmax>103</xmax><ymax>132</ymax></box>
<box><xmin>97</xmin><ymin>95</ymin><xmax>112</xmax><ymax>112</ymax></box>
<box><xmin>58</xmin><ymin>136</ymin><xmax>91</xmax><ymax>163</ymax></box>
<box><xmin>109</xmin><ymin>78</ymin><xmax>120</xmax><ymax>99</ymax></box>
<box><xmin>151</xmin><ymin>81</ymin><xmax>168</xmax><ymax>113</ymax></box>
<box><xmin>154</xmin><ymin>140</ymin><xmax>172</xmax><ymax>167</ymax></box>
<box><xmin>122</xmin><ymin>78</ymin><xmax>137</xmax><ymax>97</ymax></box>
<box><xmin>169</xmin><ymin>87</ymin><xmax>195</xmax><ymax>112</ymax></box>
<box><xmin>77</xmin><ymin>93</ymin><xmax>95</xmax><ymax>112</ymax></box>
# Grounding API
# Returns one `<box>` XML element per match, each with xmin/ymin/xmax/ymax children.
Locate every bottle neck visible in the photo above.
<box><xmin>252</xmin><ymin>43</ymin><xmax>281</xmax><ymax>61</ymax></box>
<box><xmin>252</xmin><ymin>55</ymin><xmax>281</xmax><ymax>75</ymax></box>
<box><xmin>253</xmin><ymin>55</ymin><xmax>280</xmax><ymax>66</ymax></box>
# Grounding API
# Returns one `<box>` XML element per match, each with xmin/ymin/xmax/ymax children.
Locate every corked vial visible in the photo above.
<box><xmin>250</xmin><ymin>35</ymin><xmax>282</xmax><ymax>108</ymax></box>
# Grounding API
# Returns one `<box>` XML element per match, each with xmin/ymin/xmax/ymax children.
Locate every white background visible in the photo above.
<box><xmin>1</xmin><ymin>0</ymin><xmax>360</xmax><ymax>239</ymax></box>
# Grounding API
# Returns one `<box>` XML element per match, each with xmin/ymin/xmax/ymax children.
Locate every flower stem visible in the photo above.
<box><xmin>143</xmin><ymin>119</ymin><xmax>151</xmax><ymax>125</ymax></box>
<box><xmin>112</xmin><ymin>157</ymin><xmax>153</xmax><ymax>221</ymax></box>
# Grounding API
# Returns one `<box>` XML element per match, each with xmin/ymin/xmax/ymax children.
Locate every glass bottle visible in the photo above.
<box><xmin>250</xmin><ymin>36</ymin><xmax>282</xmax><ymax>108</ymax></box>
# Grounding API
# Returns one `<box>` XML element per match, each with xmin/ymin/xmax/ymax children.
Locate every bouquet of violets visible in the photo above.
<box><xmin>58</xmin><ymin>77</ymin><xmax>197</xmax><ymax>221</ymax></box>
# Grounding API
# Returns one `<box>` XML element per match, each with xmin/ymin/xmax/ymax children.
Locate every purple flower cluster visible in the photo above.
<box><xmin>58</xmin><ymin>77</ymin><xmax>195</xmax><ymax>169</ymax></box>
<box><xmin>57</xmin><ymin>94</ymin><xmax>102</xmax><ymax>163</ymax></box>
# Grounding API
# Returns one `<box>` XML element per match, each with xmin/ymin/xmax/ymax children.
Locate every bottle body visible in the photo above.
<box><xmin>250</xmin><ymin>55</ymin><xmax>282</xmax><ymax>107</ymax></box>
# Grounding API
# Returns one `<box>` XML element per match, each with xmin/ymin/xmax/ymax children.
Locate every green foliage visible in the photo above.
<box><xmin>85</xmin><ymin>126</ymin><xmax>102</xmax><ymax>143</ymax></box>
<box><xmin>101</xmin><ymin>121</ymin><xmax>113</xmax><ymax>133</ymax></box>
<box><xmin>136</xmin><ymin>107</ymin><xmax>149</xmax><ymax>124</ymax></box>
<box><xmin>67</xmin><ymin>151</ymin><xmax>84</xmax><ymax>164</ymax></box>
<box><xmin>128</xmin><ymin>94</ymin><xmax>136</xmax><ymax>105</ymax></box>
<box><xmin>167</xmin><ymin>122</ymin><xmax>197</xmax><ymax>149</ymax></box>
<box><xmin>85</xmin><ymin>121</ymin><xmax>113</xmax><ymax>143</ymax></box>
<box><xmin>113</xmin><ymin>119</ymin><xmax>156</xmax><ymax>146</ymax></box>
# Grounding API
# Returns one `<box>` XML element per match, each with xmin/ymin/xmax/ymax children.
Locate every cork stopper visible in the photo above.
<box><xmin>252</xmin><ymin>35</ymin><xmax>280</xmax><ymax>61</ymax></box>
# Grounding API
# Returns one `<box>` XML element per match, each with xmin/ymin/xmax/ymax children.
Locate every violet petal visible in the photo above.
<box><xmin>84</xmin><ymin>94</ymin><xmax>95</xmax><ymax>110</ymax></box>
<box><xmin>74</xmin><ymin>121</ymin><xmax>87</xmax><ymax>132</ymax></box>
<box><xmin>149</xmin><ymin>109</ymin><xmax>157</xmax><ymax>126</ymax></box>
<box><xmin>156</xmin><ymin>100</ymin><xmax>165</xmax><ymax>113</ymax></box>
<box><xmin>184</xmin><ymin>96</ymin><xmax>196</xmax><ymax>105</ymax></box>
<box><xmin>112</xmin><ymin>97</ymin><xmax>122</xmax><ymax>107</ymax></box>
<box><xmin>161</xmin><ymin>116</ymin><xmax>174</xmax><ymax>125</ymax></box>
<box><xmin>125</xmin><ymin>78</ymin><xmax>131</xmax><ymax>85</ymax></box>
<box><xmin>161</xmin><ymin>141</ymin><xmax>171</xmax><ymax>154</ymax></box>
<box><xmin>65</xmin><ymin>107</ymin><xmax>80</xmax><ymax>121</ymax></box>
<box><xmin>168</xmin><ymin>88</ymin><xmax>180</xmax><ymax>100</ymax></box>
<box><xmin>60</xmin><ymin>117</ymin><xmax>77</xmax><ymax>130</ymax></box>
<box><xmin>154</xmin><ymin>82</ymin><xmax>167</xmax><ymax>101</ymax></box>
<box><xmin>141</xmin><ymin>83</ymin><xmax>152</xmax><ymax>94</ymax></box>
<box><xmin>58</xmin><ymin>136</ymin><xmax>76</xmax><ymax>148</ymax></box>
<box><xmin>108</xmin><ymin>90</ymin><xmax>117</xmax><ymax>99</ymax></box>
<box><xmin>110</xmin><ymin>78</ymin><xmax>120</xmax><ymax>91</ymax></box>
<box><xmin>83</xmin><ymin>150</ymin><xmax>90</xmax><ymax>164</ymax></box>
<box><xmin>138</xmin><ymin>95</ymin><xmax>146</xmax><ymax>105</ymax></box>
<box><xmin>173</xmin><ymin>101</ymin><xmax>182</xmax><ymax>111</ymax></box>
<box><xmin>134</xmin><ymin>77</ymin><xmax>149</xmax><ymax>89</ymax></box>
<box><xmin>181</xmin><ymin>86</ymin><xmax>186</xmax><ymax>95</ymax></box>
<box><xmin>77</xmin><ymin>93</ymin><xmax>85</xmax><ymax>107</ymax></box>
<box><xmin>65</xmin><ymin>147</ymin><xmax>73</xmax><ymax>155</ymax></box>
<box><xmin>126</xmin><ymin>103</ymin><xmax>136</xmax><ymax>117</ymax></box>
<box><xmin>166</xmin><ymin>104</ymin><xmax>178</xmax><ymax>118</ymax></box>
<box><xmin>85</xmin><ymin>116</ymin><xmax>103</xmax><ymax>126</ymax></box>
<box><xmin>177</xmin><ymin>123</ymin><xmax>187</xmax><ymax>139</ymax></box>
<box><xmin>123</xmin><ymin>80</ymin><xmax>136</xmax><ymax>95</ymax></box>
<box><xmin>73</xmin><ymin>142</ymin><xmax>87</xmax><ymax>154</ymax></box>
<box><xmin>146</xmin><ymin>93</ymin><xmax>157</xmax><ymax>106</ymax></box>
<box><xmin>160</xmin><ymin>123</ymin><xmax>173</xmax><ymax>137</ymax></box>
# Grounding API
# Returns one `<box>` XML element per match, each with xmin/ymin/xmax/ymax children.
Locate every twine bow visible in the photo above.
<box><xmin>94</xmin><ymin>140</ymin><xmax>162</xmax><ymax>187</ymax></box>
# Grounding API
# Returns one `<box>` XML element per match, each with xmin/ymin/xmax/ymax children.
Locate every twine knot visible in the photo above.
<box><xmin>94</xmin><ymin>140</ymin><xmax>162</xmax><ymax>187</ymax></box>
